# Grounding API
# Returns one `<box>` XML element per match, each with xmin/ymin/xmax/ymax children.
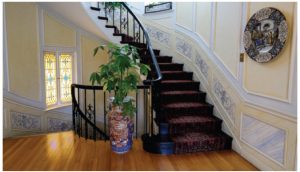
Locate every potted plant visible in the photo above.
<box><xmin>90</xmin><ymin>43</ymin><xmax>150</xmax><ymax>153</ymax></box>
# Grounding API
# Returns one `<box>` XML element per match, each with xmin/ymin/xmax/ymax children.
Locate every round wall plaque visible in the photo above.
<box><xmin>243</xmin><ymin>7</ymin><xmax>288</xmax><ymax>63</ymax></box>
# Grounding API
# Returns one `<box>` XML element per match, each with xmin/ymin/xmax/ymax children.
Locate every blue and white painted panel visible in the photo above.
<box><xmin>146</xmin><ymin>25</ymin><xmax>170</xmax><ymax>47</ymax></box>
<box><xmin>47</xmin><ymin>118</ymin><xmax>72</xmax><ymax>132</ymax></box>
<box><xmin>11</xmin><ymin>111</ymin><xmax>41</xmax><ymax>131</ymax></box>
<box><xmin>213</xmin><ymin>79</ymin><xmax>236</xmax><ymax>122</ymax></box>
<box><xmin>241</xmin><ymin>114</ymin><xmax>286</xmax><ymax>165</ymax></box>
<box><xmin>176</xmin><ymin>37</ymin><xmax>192</xmax><ymax>59</ymax></box>
<box><xmin>195</xmin><ymin>51</ymin><xmax>209</xmax><ymax>79</ymax></box>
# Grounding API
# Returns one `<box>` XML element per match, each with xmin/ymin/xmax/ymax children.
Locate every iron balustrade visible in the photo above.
<box><xmin>71</xmin><ymin>84</ymin><xmax>151</xmax><ymax>141</ymax></box>
<box><xmin>72</xmin><ymin>2</ymin><xmax>163</xmax><ymax>140</ymax></box>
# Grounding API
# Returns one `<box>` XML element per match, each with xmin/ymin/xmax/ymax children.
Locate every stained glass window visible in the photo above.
<box><xmin>59</xmin><ymin>54</ymin><xmax>72</xmax><ymax>103</ymax></box>
<box><xmin>44</xmin><ymin>53</ymin><xmax>57</xmax><ymax>106</ymax></box>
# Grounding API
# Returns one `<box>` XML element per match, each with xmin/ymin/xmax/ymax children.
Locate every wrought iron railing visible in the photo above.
<box><xmin>71</xmin><ymin>84</ymin><xmax>151</xmax><ymax>141</ymax></box>
<box><xmin>71</xmin><ymin>2</ymin><xmax>163</xmax><ymax>140</ymax></box>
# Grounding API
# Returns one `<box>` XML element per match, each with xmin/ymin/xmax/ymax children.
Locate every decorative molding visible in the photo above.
<box><xmin>47</xmin><ymin>117</ymin><xmax>72</xmax><ymax>132</ymax></box>
<box><xmin>4</xmin><ymin>108</ymin><xmax>8</xmax><ymax>129</ymax></box>
<box><xmin>76</xmin><ymin>32</ymin><xmax>83</xmax><ymax>84</ymax></box>
<box><xmin>4</xmin><ymin>91</ymin><xmax>45</xmax><ymax>109</ymax></box>
<box><xmin>145</xmin><ymin>25</ymin><xmax>171</xmax><ymax>47</ymax></box>
<box><xmin>11</xmin><ymin>111</ymin><xmax>42</xmax><ymax>131</ymax></box>
<box><xmin>175</xmin><ymin>37</ymin><xmax>192</xmax><ymax>59</ymax></box>
<box><xmin>158</xmin><ymin>6</ymin><xmax>296</xmax><ymax>117</ymax></box>
<box><xmin>192</xmin><ymin>2</ymin><xmax>196</xmax><ymax>32</ymax></box>
<box><xmin>195</xmin><ymin>50</ymin><xmax>209</xmax><ymax>80</ymax></box>
<box><xmin>240</xmin><ymin>2</ymin><xmax>248</xmax><ymax>53</ymax></box>
<box><xmin>213</xmin><ymin>2</ymin><xmax>243</xmax><ymax>80</ymax></box>
<box><xmin>38</xmin><ymin>7</ymin><xmax>46</xmax><ymax>107</ymax></box>
<box><xmin>174</xmin><ymin>23</ymin><xmax>296</xmax><ymax>117</ymax></box>
<box><xmin>3</xmin><ymin>4</ymin><xmax>10</xmax><ymax>91</ymax></box>
<box><xmin>240</xmin><ymin>114</ymin><xmax>286</xmax><ymax>166</ymax></box>
<box><xmin>212</xmin><ymin>78</ymin><xmax>236</xmax><ymax>123</ymax></box>
<box><xmin>210</xmin><ymin>2</ymin><xmax>216</xmax><ymax>49</ymax></box>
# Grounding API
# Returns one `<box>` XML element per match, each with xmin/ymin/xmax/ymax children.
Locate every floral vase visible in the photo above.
<box><xmin>108</xmin><ymin>106</ymin><xmax>134</xmax><ymax>154</ymax></box>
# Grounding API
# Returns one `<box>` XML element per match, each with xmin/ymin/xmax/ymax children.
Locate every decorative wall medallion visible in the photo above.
<box><xmin>176</xmin><ymin>37</ymin><xmax>192</xmax><ymax>59</ymax></box>
<box><xmin>146</xmin><ymin>25</ymin><xmax>170</xmax><ymax>46</ymax></box>
<box><xmin>243</xmin><ymin>7</ymin><xmax>288</xmax><ymax>63</ymax></box>
<box><xmin>241</xmin><ymin>115</ymin><xmax>285</xmax><ymax>164</ymax></box>
<box><xmin>213</xmin><ymin>79</ymin><xmax>236</xmax><ymax>122</ymax></box>
<box><xmin>195</xmin><ymin>51</ymin><xmax>209</xmax><ymax>79</ymax></box>
<box><xmin>11</xmin><ymin>111</ymin><xmax>41</xmax><ymax>131</ymax></box>
<box><xmin>47</xmin><ymin>118</ymin><xmax>72</xmax><ymax>132</ymax></box>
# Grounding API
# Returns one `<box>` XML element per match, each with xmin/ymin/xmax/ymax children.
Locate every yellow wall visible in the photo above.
<box><xmin>4</xmin><ymin>3</ymin><xmax>110</xmax><ymax>138</ymax></box>
<box><xmin>81</xmin><ymin>35</ymin><xmax>109</xmax><ymax>116</ymax></box>
<box><xmin>5</xmin><ymin>2</ymin><xmax>41</xmax><ymax>101</ymax></box>
<box><xmin>81</xmin><ymin>35</ymin><xmax>108</xmax><ymax>85</ymax></box>
<box><xmin>195</xmin><ymin>2</ymin><xmax>211</xmax><ymax>45</ymax></box>
<box><xmin>243</xmin><ymin>2</ymin><xmax>295</xmax><ymax>100</ymax></box>
<box><xmin>214</xmin><ymin>2</ymin><xmax>242</xmax><ymax>78</ymax></box>
<box><xmin>176</xmin><ymin>2</ymin><xmax>194</xmax><ymax>30</ymax></box>
<box><xmin>44</xmin><ymin>12</ymin><xmax>76</xmax><ymax>47</ymax></box>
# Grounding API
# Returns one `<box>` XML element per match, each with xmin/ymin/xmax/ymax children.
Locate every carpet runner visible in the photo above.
<box><xmin>139</xmin><ymin>47</ymin><xmax>232</xmax><ymax>154</ymax></box>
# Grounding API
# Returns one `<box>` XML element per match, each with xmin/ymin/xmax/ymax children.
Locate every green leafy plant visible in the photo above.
<box><xmin>101</xmin><ymin>2</ymin><xmax>124</xmax><ymax>11</ymax></box>
<box><xmin>90</xmin><ymin>43</ymin><xmax>150</xmax><ymax>118</ymax></box>
<box><xmin>147</xmin><ymin>2</ymin><xmax>158</xmax><ymax>9</ymax></box>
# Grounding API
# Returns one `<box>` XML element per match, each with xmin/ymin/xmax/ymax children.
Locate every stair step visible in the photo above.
<box><xmin>113</xmin><ymin>33</ymin><xmax>125</xmax><ymax>37</ymax></box>
<box><xmin>98</xmin><ymin>16</ymin><xmax>108</xmax><ymax>20</ymax></box>
<box><xmin>91</xmin><ymin>7</ymin><xmax>101</xmax><ymax>11</ymax></box>
<box><xmin>142</xmin><ymin>55</ymin><xmax>173</xmax><ymax>63</ymax></box>
<box><xmin>161</xmin><ymin>71</ymin><xmax>193</xmax><ymax>80</ymax></box>
<box><xmin>157</xmin><ymin>63</ymin><xmax>184</xmax><ymax>71</ymax></box>
<box><xmin>160</xmin><ymin>80</ymin><xmax>200</xmax><ymax>91</ymax></box>
<box><xmin>160</xmin><ymin>90</ymin><xmax>206</xmax><ymax>103</ymax></box>
<box><xmin>105</xmin><ymin>25</ymin><xmax>119</xmax><ymax>33</ymax></box>
<box><xmin>172</xmin><ymin>131</ymin><xmax>232</xmax><ymax>154</ymax></box>
<box><xmin>139</xmin><ymin>48</ymin><xmax>160</xmax><ymax>56</ymax></box>
<box><xmin>167</xmin><ymin>115</ymin><xmax>222</xmax><ymax>135</ymax></box>
<box><xmin>142</xmin><ymin>134</ymin><xmax>174</xmax><ymax>154</ymax></box>
<box><xmin>159</xmin><ymin>102</ymin><xmax>213</xmax><ymax>117</ymax></box>
<box><xmin>122</xmin><ymin>35</ymin><xmax>134</xmax><ymax>42</ymax></box>
<box><xmin>121</xmin><ymin>41</ymin><xmax>147</xmax><ymax>48</ymax></box>
<box><xmin>105</xmin><ymin>25</ymin><xmax>116</xmax><ymax>28</ymax></box>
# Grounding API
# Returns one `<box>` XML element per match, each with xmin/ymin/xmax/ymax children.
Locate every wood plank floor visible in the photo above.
<box><xmin>3</xmin><ymin>131</ymin><xmax>258</xmax><ymax>171</ymax></box>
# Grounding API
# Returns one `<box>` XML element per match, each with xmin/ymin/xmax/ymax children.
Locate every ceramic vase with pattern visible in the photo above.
<box><xmin>108</xmin><ymin>105</ymin><xmax>134</xmax><ymax>154</ymax></box>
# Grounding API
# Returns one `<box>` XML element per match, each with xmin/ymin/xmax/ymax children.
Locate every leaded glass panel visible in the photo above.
<box><xmin>59</xmin><ymin>54</ymin><xmax>72</xmax><ymax>103</ymax></box>
<box><xmin>44</xmin><ymin>52</ymin><xmax>57</xmax><ymax>106</ymax></box>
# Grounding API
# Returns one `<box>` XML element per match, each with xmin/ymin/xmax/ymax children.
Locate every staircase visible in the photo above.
<box><xmin>86</xmin><ymin>2</ymin><xmax>232</xmax><ymax>154</ymax></box>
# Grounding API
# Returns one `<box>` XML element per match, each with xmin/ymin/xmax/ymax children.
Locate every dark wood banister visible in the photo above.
<box><xmin>71</xmin><ymin>84</ymin><xmax>150</xmax><ymax>140</ymax></box>
<box><xmin>121</xmin><ymin>2</ymin><xmax>163</xmax><ymax>84</ymax></box>
<box><xmin>71</xmin><ymin>84</ymin><xmax>109</xmax><ymax>140</ymax></box>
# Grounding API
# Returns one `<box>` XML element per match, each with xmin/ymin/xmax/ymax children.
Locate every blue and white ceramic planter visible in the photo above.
<box><xmin>109</xmin><ymin>106</ymin><xmax>134</xmax><ymax>154</ymax></box>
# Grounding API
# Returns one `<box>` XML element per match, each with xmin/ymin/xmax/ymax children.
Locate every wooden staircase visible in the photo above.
<box><xmin>89</xmin><ymin>2</ymin><xmax>232</xmax><ymax>154</ymax></box>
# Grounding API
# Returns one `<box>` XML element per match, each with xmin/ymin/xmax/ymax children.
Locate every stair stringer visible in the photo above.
<box><xmin>80</xmin><ymin>2</ymin><xmax>121</xmax><ymax>45</ymax></box>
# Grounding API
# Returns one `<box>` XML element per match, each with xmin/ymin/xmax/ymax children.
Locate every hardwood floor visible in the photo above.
<box><xmin>3</xmin><ymin>131</ymin><xmax>258</xmax><ymax>171</ymax></box>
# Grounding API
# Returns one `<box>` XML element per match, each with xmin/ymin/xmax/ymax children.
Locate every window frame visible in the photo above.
<box><xmin>43</xmin><ymin>47</ymin><xmax>76</xmax><ymax>109</ymax></box>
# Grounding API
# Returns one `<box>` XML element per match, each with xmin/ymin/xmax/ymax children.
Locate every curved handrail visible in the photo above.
<box><xmin>71</xmin><ymin>83</ymin><xmax>151</xmax><ymax>140</ymax></box>
<box><xmin>71</xmin><ymin>84</ymin><xmax>109</xmax><ymax>140</ymax></box>
<box><xmin>72</xmin><ymin>84</ymin><xmax>150</xmax><ymax>90</ymax></box>
<box><xmin>121</xmin><ymin>2</ymin><xmax>162</xmax><ymax>84</ymax></box>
